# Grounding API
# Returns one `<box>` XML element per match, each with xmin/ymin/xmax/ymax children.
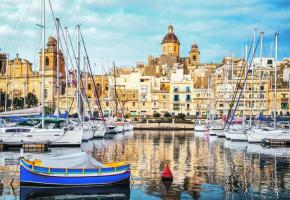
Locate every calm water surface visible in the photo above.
<box><xmin>1</xmin><ymin>130</ymin><xmax>290</xmax><ymax>199</ymax></box>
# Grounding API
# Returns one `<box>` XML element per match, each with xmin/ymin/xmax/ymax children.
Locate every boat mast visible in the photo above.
<box><xmin>113</xmin><ymin>62</ymin><xmax>118</xmax><ymax>117</ymax></box>
<box><xmin>41</xmin><ymin>0</ymin><xmax>45</xmax><ymax>128</ymax></box>
<box><xmin>11</xmin><ymin>58</ymin><xmax>15</xmax><ymax>111</ymax></box>
<box><xmin>64</xmin><ymin>27</ymin><xmax>68</xmax><ymax>114</ymax></box>
<box><xmin>56</xmin><ymin>18</ymin><xmax>60</xmax><ymax>119</ymax></box>
<box><xmin>249</xmin><ymin>28</ymin><xmax>256</xmax><ymax>127</ymax></box>
<box><xmin>243</xmin><ymin>43</ymin><xmax>248</xmax><ymax>126</ymax></box>
<box><xmin>258</xmin><ymin>32</ymin><xmax>264</xmax><ymax>116</ymax></box>
<box><xmin>76</xmin><ymin>24</ymin><xmax>82</xmax><ymax>124</ymax></box>
<box><xmin>274</xmin><ymin>32</ymin><xmax>278</xmax><ymax>129</ymax></box>
<box><xmin>4</xmin><ymin>53</ymin><xmax>8</xmax><ymax>112</ymax></box>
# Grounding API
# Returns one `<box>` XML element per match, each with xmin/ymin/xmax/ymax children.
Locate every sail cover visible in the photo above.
<box><xmin>0</xmin><ymin>107</ymin><xmax>42</xmax><ymax>117</ymax></box>
<box><xmin>41</xmin><ymin>152</ymin><xmax>104</xmax><ymax>168</ymax></box>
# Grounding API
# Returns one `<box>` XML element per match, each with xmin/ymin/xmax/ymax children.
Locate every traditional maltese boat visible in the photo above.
<box><xmin>20</xmin><ymin>152</ymin><xmax>130</xmax><ymax>186</ymax></box>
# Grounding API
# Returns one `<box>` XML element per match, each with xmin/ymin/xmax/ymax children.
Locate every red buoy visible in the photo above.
<box><xmin>161</xmin><ymin>164</ymin><xmax>173</xmax><ymax>181</ymax></box>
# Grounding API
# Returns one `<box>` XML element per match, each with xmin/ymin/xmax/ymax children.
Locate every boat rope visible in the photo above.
<box><xmin>228</xmin><ymin>36</ymin><xmax>261</xmax><ymax>127</ymax></box>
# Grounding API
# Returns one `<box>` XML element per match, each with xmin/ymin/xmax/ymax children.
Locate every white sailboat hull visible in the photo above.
<box><xmin>0</xmin><ymin>127</ymin><xmax>83</xmax><ymax>146</ymax></box>
<box><xmin>215</xmin><ymin>130</ymin><xmax>225</xmax><ymax>137</ymax></box>
<box><xmin>93</xmin><ymin>125</ymin><xmax>106</xmax><ymax>138</ymax></box>
<box><xmin>124</xmin><ymin>123</ymin><xmax>133</xmax><ymax>131</ymax></box>
<box><xmin>114</xmin><ymin>125</ymin><xmax>124</xmax><ymax>133</ymax></box>
<box><xmin>195</xmin><ymin>125</ymin><xmax>207</xmax><ymax>132</ymax></box>
<box><xmin>247</xmin><ymin>128</ymin><xmax>290</xmax><ymax>143</ymax></box>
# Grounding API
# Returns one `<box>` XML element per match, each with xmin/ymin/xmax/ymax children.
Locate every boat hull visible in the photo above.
<box><xmin>20</xmin><ymin>165</ymin><xmax>130</xmax><ymax>186</ymax></box>
<box><xmin>0</xmin><ymin>128</ymin><xmax>83</xmax><ymax>146</ymax></box>
<box><xmin>20</xmin><ymin>159</ymin><xmax>130</xmax><ymax>186</ymax></box>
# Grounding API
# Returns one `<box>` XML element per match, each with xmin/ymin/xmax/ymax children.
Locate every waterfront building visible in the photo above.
<box><xmin>1</xmin><ymin>24</ymin><xmax>290</xmax><ymax>119</ymax></box>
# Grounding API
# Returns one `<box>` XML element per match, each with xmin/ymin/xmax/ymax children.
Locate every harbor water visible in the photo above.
<box><xmin>1</xmin><ymin>130</ymin><xmax>290</xmax><ymax>199</ymax></box>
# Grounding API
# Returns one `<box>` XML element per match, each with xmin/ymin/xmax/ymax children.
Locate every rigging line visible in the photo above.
<box><xmin>79</xmin><ymin>29</ymin><xmax>106</xmax><ymax>124</ymax></box>
<box><xmin>227</xmin><ymin>37</ymin><xmax>261</xmax><ymax>128</ymax></box>
<box><xmin>224</xmin><ymin>41</ymin><xmax>254</xmax><ymax>127</ymax></box>
<box><xmin>48</xmin><ymin>2</ymin><xmax>92</xmax><ymax>118</ymax></box>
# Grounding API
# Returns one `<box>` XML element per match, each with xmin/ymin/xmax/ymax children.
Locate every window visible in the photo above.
<box><xmin>281</xmin><ymin>103</ymin><xmax>288</xmax><ymax>110</ymax></box>
<box><xmin>260</xmin><ymin>85</ymin><xmax>264</xmax><ymax>90</ymax></box>
<box><xmin>220</xmin><ymin>104</ymin><xmax>223</xmax><ymax>107</ymax></box>
<box><xmin>132</xmin><ymin>102</ymin><xmax>135</xmax><ymax>107</ymax></box>
<box><xmin>193</xmin><ymin>55</ymin><xmax>196</xmax><ymax>61</ymax></box>
<box><xmin>44</xmin><ymin>89</ymin><xmax>48</xmax><ymax>98</ymax></box>
<box><xmin>45</xmin><ymin>57</ymin><xmax>49</xmax><ymax>67</ymax></box>
<box><xmin>186</xmin><ymin>104</ymin><xmax>190</xmax><ymax>110</ymax></box>
<box><xmin>185</xmin><ymin>86</ymin><xmax>190</xmax><ymax>92</ymax></box>
<box><xmin>88</xmin><ymin>83</ymin><xmax>91</xmax><ymax>90</ymax></box>
<box><xmin>142</xmin><ymin>102</ymin><xmax>145</xmax><ymax>106</ymax></box>
<box><xmin>133</xmin><ymin>94</ymin><xmax>136</xmax><ymax>98</ymax></box>
<box><xmin>174</xmin><ymin>95</ymin><xmax>179</xmax><ymax>101</ymax></box>
<box><xmin>174</xmin><ymin>46</ymin><xmax>176</xmax><ymax>52</ymax></box>
<box><xmin>173</xmin><ymin>86</ymin><xmax>179</xmax><ymax>92</ymax></box>
<box><xmin>163</xmin><ymin>95</ymin><xmax>166</xmax><ymax>99</ymax></box>
<box><xmin>186</xmin><ymin>95</ymin><xmax>191</xmax><ymax>101</ymax></box>
<box><xmin>173</xmin><ymin>104</ymin><xmax>179</xmax><ymax>111</ymax></box>
<box><xmin>106</xmin><ymin>102</ymin><xmax>109</xmax><ymax>106</ymax></box>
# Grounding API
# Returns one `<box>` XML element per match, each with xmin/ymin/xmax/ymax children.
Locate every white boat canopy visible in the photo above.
<box><xmin>41</xmin><ymin>152</ymin><xmax>104</xmax><ymax>168</ymax></box>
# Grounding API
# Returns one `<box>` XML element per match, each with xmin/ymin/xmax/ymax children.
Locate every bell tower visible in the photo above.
<box><xmin>39</xmin><ymin>36</ymin><xmax>65</xmax><ymax>76</ymax></box>
<box><xmin>189</xmin><ymin>43</ymin><xmax>200</xmax><ymax>64</ymax></box>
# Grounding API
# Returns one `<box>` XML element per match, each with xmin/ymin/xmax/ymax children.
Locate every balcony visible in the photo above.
<box><xmin>281</xmin><ymin>98</ymin><xmax>288</xmax><ymax>102</ymax></box>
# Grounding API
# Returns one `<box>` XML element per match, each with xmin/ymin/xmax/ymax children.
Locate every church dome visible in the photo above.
<box><xmin>161</xmin><ymin>25</ymin><xmax>180</xmax><ymax>45</ymax></box>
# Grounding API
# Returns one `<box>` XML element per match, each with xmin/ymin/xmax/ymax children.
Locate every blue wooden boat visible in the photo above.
<box><xmin>20</xmin><ymin>153</ymin><xmax>130</xmax><ymax>186</ymax></box>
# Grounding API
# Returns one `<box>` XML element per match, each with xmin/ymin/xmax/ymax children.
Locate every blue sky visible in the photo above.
<box><xmin>0</xmin><ymin>0</ymin><xmax>290</xmax><ymax>73</ymax></box>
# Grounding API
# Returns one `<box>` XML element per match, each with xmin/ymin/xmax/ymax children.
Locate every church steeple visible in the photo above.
<box><xmin>161</xmin><ymin>24</ymin><xmax>180</xmax><ymax>57</ymax></box>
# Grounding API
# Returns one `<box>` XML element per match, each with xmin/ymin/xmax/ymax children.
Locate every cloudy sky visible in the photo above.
<box><xmin>0</xmin><ymin>0</ymin><xmax>289</xmax><ymax>73</ymax></box>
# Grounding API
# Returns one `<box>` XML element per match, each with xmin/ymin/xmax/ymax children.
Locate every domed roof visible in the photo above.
<box><xmin>190</xmin><ymin>43</ymin><xmax>199</xmax><ymax>53</ymax></box>
<box><xmin>191</xmin><ymin>43</ymin><xmax>198</xmax><ymax>49</ymax></box>
<box><xmin>161</xmin><ymin>25</ymin><xmax>180</xmax><ymax>45</ymax></box>
<box><xmin>47</xmin><ymin>36</ymin><xmax>57</xmax><ymax>47</ymax></box>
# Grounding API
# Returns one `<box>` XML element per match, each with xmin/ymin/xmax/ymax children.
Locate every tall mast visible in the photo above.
<box><xmin>249</xmin><ymin>28</ymin><xmax>256</xmax><ymax>127</ymax></box>
<box><xmin>243</xmin><ymin>43</ymin><xmax>248</xmax><ymax>126</ymax></box>
<box><xmin>258</xmin><ymin>32</ymin><xmax>264</xmax><ymax>116</ymax></box>
<box><xmin>41</xmin><ymin>0</ymin><xmax>45</xmax><ymax>128</ymax></box>
<box><xmin>4</xmin><ymin>53</ymin><xmax>8</xmax><ymax>112</ymax></box>
<box><xmin>64</xmin><ymin>27</ymin><xmax>68</xmax><ymax>113</ymax></box>
<box><xmin>56</xmin><ymin>18</ymin><xmax>60</xmax><ymax>119</ymax></box>
<box><xmin>274</xmin><ymin>32</ymin><xmax>278</xmax><ymax>129</ymax></box>
<box><xmin>113</xmin><ymin>62</ymin><xmax>118</xmax><ymax>117</ymax></box>
<box><xmin>11</xmin><ymin>59</ymin><xmax>15</xmax><ymax>111</ymax></box>
<box><xmin>76</xmin><ymin>24</ymin><xmax>82</xmax><ymax>124</ymax></box>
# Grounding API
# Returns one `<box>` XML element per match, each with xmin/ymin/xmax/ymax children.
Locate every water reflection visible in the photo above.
<box><xmin>20</xmin><ymin>183</ymin><xmax>130</xmax><ymax>200</ymax></box>
<box><xmin>0</xmin><ymin>130</ymin><xmax>290</xmax><ymax>199</ymax></box>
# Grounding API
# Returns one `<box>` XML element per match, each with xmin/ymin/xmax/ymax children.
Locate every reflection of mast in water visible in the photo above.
<box><xmin>274</xmin><ymin>155</ymin><xmax>279</xmax><ymax>199</ymax></box>
<box><xmin>206</xmin><ymin>137</ymin><xmax>214</xmax><ymax>183</ymax></box>
<box><xmin>223</xmin><ymin>148</ymin><xmax>230</xmax><ymax>200</ymax></box>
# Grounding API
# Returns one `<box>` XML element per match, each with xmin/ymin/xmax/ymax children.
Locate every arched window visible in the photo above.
<box><xmin>174</xmin><ymin>46</ymin><xmax>176</xmax><ymax>52</ymax></box>
<box><xmin>193</xmin><ymin>55</ymin><xmax>196</xmax><ymax>61</ymax></box>
<box><xmin>45</xmin><ymin>57</ymin><xmax>49</xmax><ymax>67</ymax></box>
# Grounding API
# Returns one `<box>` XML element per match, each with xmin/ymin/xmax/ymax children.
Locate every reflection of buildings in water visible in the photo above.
<box><xmin>88</xmin><ymin>131</ymin><xmax>290</xmax><ymax>199</ymax></box>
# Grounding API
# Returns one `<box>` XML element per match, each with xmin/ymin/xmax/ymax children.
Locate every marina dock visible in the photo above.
<box><xmin>133</xmin><ymin>123</ymin><xmax>194</xmax><ymax>130</ymax></box>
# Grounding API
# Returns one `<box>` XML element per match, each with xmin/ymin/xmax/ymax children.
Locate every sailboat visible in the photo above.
<box><xmin>0</xmin><ymin>0</ymin><xmax>83</xmax><ymax>146</ymax></box>
<box><xmin>246</xmin><ymin>33</ymin><xmax>290</xmax><ymax>143</ymax></box>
